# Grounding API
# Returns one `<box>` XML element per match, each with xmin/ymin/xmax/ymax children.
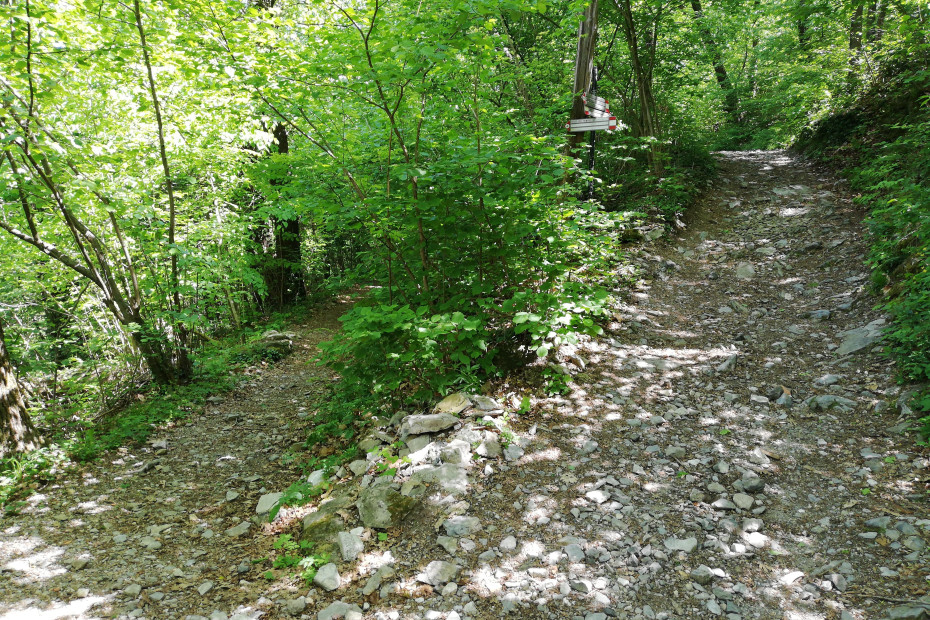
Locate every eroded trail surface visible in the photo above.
<box><xmin>2</xmin><ymin>151</ymin><xmax>929</xmax><ymax>620</ymax></box>
<box><xmin>0</xmin><ymin>304</ymin><xmax>348</xmax><ymax>620</ymax></box>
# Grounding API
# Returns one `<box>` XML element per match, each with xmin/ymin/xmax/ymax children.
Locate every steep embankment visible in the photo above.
<box><xmin>1</xmin><ymin>151</ymin><xmax>928</xmax><ymax>620</ymax></box>
<box><xmin>795</xmin><ymin>67</ymin><xmax>930</xmax><ymax>435</ymax></box>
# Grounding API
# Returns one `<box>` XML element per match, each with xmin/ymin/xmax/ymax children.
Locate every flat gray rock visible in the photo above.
<box><xmin>405</xmin><ymin>435</ymin><xmax>431</xmax><ymax>453</ymax></box>
<box><xmin>284</xmin><ymin>597</ymin><xmax>306</xmax><ymax>616</ymax></box>
<box><xmin>443</xmin><ymin>516</ymin><xmax>481</xmax><ymax>537</ymax></box>
<box><xmin>318</xmin><ymin>601</ymin><xmax>362</xmax><ymax>620</ymax></box>
<box><xmin>564</xmin><ymin>543</ymin><xmax>586</xmax><ymax>562</ymax></box>
<box><xmin>361</xmin><ymin>565</ymin><xmax>395</xmax><ymax>596</ymax></box>
<box><xmin>836</xmin><ymin>319</ymin><xmax>885</xmax><ymax>355</ymax></box>
<box><xmin>434</xmin><ymin>393</ymin><xmax>471</xmax><ymax>414</ymax></box>
<box><xmin>690</xmin><ymin>565</ymin><xmax>714</xmax><ymax>585</ymax></box>
<box><xmin>440</xmin><ymin>440</ymin><xmax>471</xmax><ymax>464</ymax></box>
<box><xmin>476</xmin><ymin>438</ymin><xmax>501</xmax><ymax>458</ymax></box>
<box><xmin>256</xmin><ymin>492</ymin><xmax>283</xmax><ymax>516</ymax></box>
<box><xmin>400</xmin><ymin>413</ymin><xmax>459</xmax><ymax>438</ymax></box>
<box><xmin>712</xmin><ymin>498</ymin><xmax>737</xmax><ymax>511</ymax></box>
<box><xmin>664</xmin><ymin>537</ymin><xmax>698</xmax><ymax>553</ymax></box>
<box><xmin>402</xmin><ymin>463</ymin><xmax>468</xmax><ymax>495</ymax></box>
<box><xmin>313</xmin><ymin>563</ymin><xmax>341</xmax><ymax>591</ymax></box>
<box><xmin>225</xmin><ymin>521</ymin><xmax>251</xmax><ymax>537</ymax></box>
<box><xmin>865</xmin><ymin>516</ymin><xmax>891</xmax><ymax>531</ymax></box>
<box><xmin>471</xmin><ymin>395</ymin><xmax>503</xmax><ymax>411</ymax></box>
<box><xmin>347</xmin><ymin>460</ymin><xmax>369</xmax><ymax>476</ymax></box>
<box><xmin>437</xmin><ymin>535</ymin><xmax>458</xmax><ymax>554</ymax></box>
<box><xmin>417</xmin><ymin>560</ymin><xmax>459</xmax><ymax>586</ymax></box>
<box><xmin>337</xmin><ymin>531</ymin><xmax>363</xmax><ymax>562</ymax></box>
<box><xmin>807</xmin><ymin>394</ymin><xmax>857</xmax><ymax>411</ymax></box>
<box><xmin>886</xmin><ymin>605</ymin><xmax>930</xmax><ymax>619</ymax></box>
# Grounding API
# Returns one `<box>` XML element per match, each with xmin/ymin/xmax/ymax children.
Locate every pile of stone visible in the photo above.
<box><xmin>254</xmin><ymin>392</ymin><xmax>525</xmax><ymax>616</ymax></box>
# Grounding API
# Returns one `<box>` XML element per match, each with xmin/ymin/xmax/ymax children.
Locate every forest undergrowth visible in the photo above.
<box><xmin>796</xmin><ymin>57</ymin><xmax>930</xmax><ymax>437</ymax></box>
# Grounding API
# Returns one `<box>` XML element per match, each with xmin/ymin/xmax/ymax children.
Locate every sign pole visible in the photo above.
<box><xmin>583</xmin><ymin>66</ymin><xmax>599</xmax><ymax>201</ymax></box>
<box><xmin>567</xmin><ymin>0</ymin><xmax>599</xmax><ymax>154</ymax></box>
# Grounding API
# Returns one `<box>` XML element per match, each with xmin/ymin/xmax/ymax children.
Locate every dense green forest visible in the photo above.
<box><xmin>1</xmin><ymin>0</ymin><xmax>928</xmax><ymax>485</ymax></box>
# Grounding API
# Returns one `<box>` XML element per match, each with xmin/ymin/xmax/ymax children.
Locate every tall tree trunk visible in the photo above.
<box><xmin>690</xmin><ymin>0</ymin><xmax>738</xmax><ymax>121</ymax></box>
<box><xmin>0</xmin><ymin>319</ymin><xmax>43</xmax><ymax>458</ymax></box>
<box><xmin>615</xmin><ymin>0</ymin><xmax>663</xmax><ymax>174</ymax></box>
<box><xmin>269</xmin><ymin>122</ymin><xmax>303</xmax><ymax>308</ymax></box>
<box><xmin>133</xmin><ymin>0</ymin><xmax>192</xmax><ymax>381</ymax></box>
<box><xmin>848</xmin><ymin>0</ymin><xmax>864</xmax><ymax>91</ymax></box>
<box><xmin>0</xmin><ymin>2</ymin><xmax>187</xmax><ymax>386</ymax></box>
<box><xmin>867</xmin><ymin>1</ymin><xmax>887</xmax><ymax>45</ymax></box>
<box><xmin>797</xmin><ymin>0</ymin><xmax>810</xmax><ymax>49</ymax></box>
<box><xmin>568</xmin><ymin>0</ymin><xmax>599</xmax><ymax>154</ymax></box>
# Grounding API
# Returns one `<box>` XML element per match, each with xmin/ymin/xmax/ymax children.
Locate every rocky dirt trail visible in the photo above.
<box><xmin>0</xmin><ymin>303</ymin><xmax>348</xmax><ymax>620</ymax></box>
<box><xmin>2</xmin><ymin>151</ymin><xmax>929</xmax><ymax>620</ymax></box>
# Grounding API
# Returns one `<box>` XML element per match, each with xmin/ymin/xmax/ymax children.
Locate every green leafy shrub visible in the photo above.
<box><xmin>269</xmin><ymin>534</ymin><xmax>330</xmax><ymax>584</ymax></box>
<box><xmin>598</xmin><ymin>134</ymin><xmax>716</xmax><ymax>221</ymax></box>
<box><xmin>0</xmin><ymin>447</ymin><xmax>67</xmax><ymax>512</ymax></box>
<box><xmin>320</xmin><ymin>284</ymin><xmax>610</xmax><ymax>405</ymax></box>
<box><xmin>269</xmin><ymin>479</ymin><xmax>330</xmax><ymax>521</ymax></box>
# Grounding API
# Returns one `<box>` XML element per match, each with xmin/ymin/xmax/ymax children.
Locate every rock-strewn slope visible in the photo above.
<box><xmin>1</xmin><ymin>151</ymin><xmax>928</xmax><ymax>620</ymax></box>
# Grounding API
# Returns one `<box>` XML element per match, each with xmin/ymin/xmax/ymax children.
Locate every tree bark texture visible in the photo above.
<box><xmin>866</xmin><ymin>0</ymin><xmax>887</xmax><ymax>45</ymax></box>
<box><xmin>0</xmin><ymin>319</ymin><xmax>43</xmax><ymax>458</ymax></box>
<box><xmin>614</xmin><ymin>0</ymin><xmax>663</xmax><ymax>174</ymax></box>
<box><xmin>568</xmin><ymin>0</ymin><xmax>599</xmax><ymax>153</ymax></box>
<box><xmin>690</xmin><ymin>0</ymin><xmax>738</xmax><ymax>120</ymax></box>
<box><xmin>267</xmin><ymin>122</ymin><xmax>304</xmax><ymax>308</ymax></box>
<box><xmin>848</xmin><ymin>0</ymin><xmax>864</xmax><ymax>90</ymax></box>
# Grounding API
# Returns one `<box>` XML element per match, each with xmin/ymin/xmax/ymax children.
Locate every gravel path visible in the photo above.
<box><xmin>1</xmin><ymin>151</ymin><xmax>928</xmax><ymax>620</ymax></box>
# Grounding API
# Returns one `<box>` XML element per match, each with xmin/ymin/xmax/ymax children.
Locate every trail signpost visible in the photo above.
<box><xmin>583</xmin><ymin>94</ymin><xmax>610</xmax><ymax>115</ymax></box>
<box><xmin>566</xmin><ymin>115</ymin><xmax>617</xmax><ymax>132</ymax></box>
<box><xmin>567</xmin><ymin>0</ymin><xmax>620</xmax><ymax>199</ymax></box>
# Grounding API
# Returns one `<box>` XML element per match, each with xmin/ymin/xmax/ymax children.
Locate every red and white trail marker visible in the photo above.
<box><xmin>566</xmin><ymin>116</ymin><xmax>617</xmax><ymax>132</ymax></box>
<box><xmin>582</xmin><ymin>93</ymin><xmax>609</xmax><ymax>113</ymax></box>
<box><xmin>585</xmin><ymin>107</ymin><xmax>612</xmax><ymax>118</ymax></box>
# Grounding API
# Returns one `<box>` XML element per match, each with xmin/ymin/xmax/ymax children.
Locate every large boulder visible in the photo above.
<box><xmin>356</xmin><ymin>485</ymin><xmax>419</xmax><ymax>529</ymax></box>
<box><xmin>257</xmin><ymin>330</ymin><xmax>295</xmax><ymax>355</ymax></box>
<box><xmin>300</xmin><ymin>491</ymin><xmax>356</xmax><ymax>553</ymax></box>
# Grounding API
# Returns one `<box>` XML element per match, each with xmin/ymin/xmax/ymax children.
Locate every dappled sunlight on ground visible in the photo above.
<box><xmin>1</xmin><ymin>536</ymin><xmax>66</xmax><ymax>584</ymax></box>
<box><xmin>0</xmin><ymin>595</ymin><xmax>111</xmax><ymax>620</ymax></box>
